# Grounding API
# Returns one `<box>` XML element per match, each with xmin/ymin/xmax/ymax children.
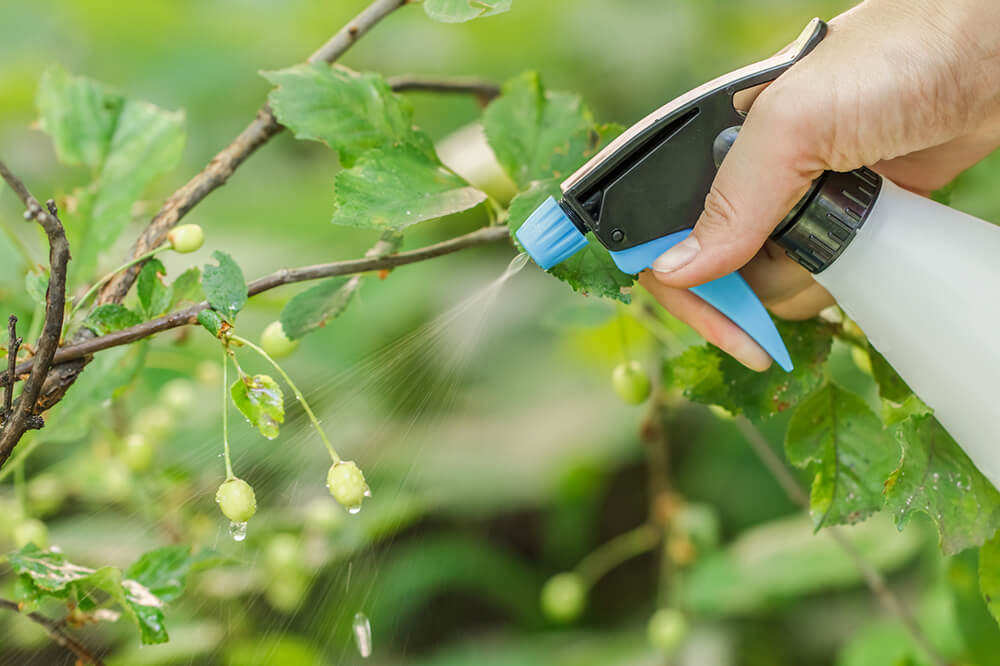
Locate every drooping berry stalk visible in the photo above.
<box><xmin>221</xmin><ymin>345</ymin><xmax>234</xmax><ymax>480</ymax></box>
<box><xmin>70</xmin><ymin>243</ymin><xmax>171</xmax><ymax>318</ymax></box>
<box><xmin>230</xmin><ymin>334</ymin><xmax>340</xmax><ymax>464</ymax></box>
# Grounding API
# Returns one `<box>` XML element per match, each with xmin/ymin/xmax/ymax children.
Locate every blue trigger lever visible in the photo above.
<box><xmin>515</xmin><ymin>197</ymin><xmax>794</xmax><ymax>372</ymax></box>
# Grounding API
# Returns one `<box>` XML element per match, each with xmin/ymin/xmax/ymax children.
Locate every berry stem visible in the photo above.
<box><xmin>231</xmin><ymin>334</ymin><xmax>341</xmax><ymax>463</ymax></box>
<box><xmin>221</xmin><ymin>345</ymin><xmax>234</xmax><ymax>480</ymax></box>
<box><xmin>574</xmin><ymin>523</ymin><xmax>661</xmax><ymax>587</ymax></box>
<box><xmin>70</xmin><ymin>243</ymin><xmax>171</xmax><ymax>318</ymax></box>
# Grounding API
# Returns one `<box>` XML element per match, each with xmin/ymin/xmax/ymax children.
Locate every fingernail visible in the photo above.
<box><xmin>731</xmin><ymin>337</ymin><xmax>773</xmax><ymax>372</ymax></box>
<box><xmin>652</xmin><ymin>236</ymin><xmax>700</xmax><ymax>274</ymax></box>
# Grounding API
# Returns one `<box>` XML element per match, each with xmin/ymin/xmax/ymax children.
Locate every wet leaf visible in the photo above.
<box><xmin>672</xmin><ymin>317</ymin><xmax>833</xmax><ymax>421</ymax></box>
<box><xmin>202</xmin><ymin>251</ymin><xmax>247</xmax><ymax>321</ymax></box>
<box><xmin>280</xmin><ymin>276</ymin><xmax>356</xmax><ymax>340</ymax></box>
<box><xmin>884</xmin><ymin>415</ymin><xmax>1000</xmax><ymax>555</ymax></box>
<box><xmin>331</xmin><ymin>145</ymin><xmax>486</xmax><ymax>230</ymax></box>
<box><xmin>231</xmin><ymin>374</ymin><xmax>285</xmax><ymax>440</ymax></box>
<box><xmin>169</xmin><ymin>267</ymin><xmax>203</xmax><ymax>309</ymax></box>
<box><xmin>785</xmin><ymin>382</ymin><xmax>899</xmax><ymax>529</ymax></box>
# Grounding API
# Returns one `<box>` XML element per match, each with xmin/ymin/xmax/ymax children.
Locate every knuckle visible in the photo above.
<box><xmin>700</xmin><ymin>183</ymin><xmax>741</xmax><ymax>235</ymax></box>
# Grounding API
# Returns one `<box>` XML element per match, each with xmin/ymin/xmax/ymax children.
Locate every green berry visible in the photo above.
<box><xmin>216</xmin><ymin>477</ymin><xmax>257</xmax><ymax>523</ymax></box>
<box><xmin>196</xmin><ymin>361</ymin><xmax>222</xmax><ymax>386</ymax></box>
<box><xmin>260</xmin><ymin>321</ymin><xmax>299</xmax><ymax>359</ymax></box>
<box><xmin>304</xmin><ymin>497</ymin><xmax>345</xmax><ymax>532</ymax></box>
<box><xmin>27</xmin><ymin>473</ymin><xmax>65</xmax><ymax>516</ymax></box>
<box><xmin>161</xmin><ymin>379</ymin><xmax>196</xmax><ymax>413</ymax></box>
<box><xmin>611</xmin><ymin>361</ymin><xmax>652</xmax><ymax>405</ymax></box>
<box><xmin>265</xmin><ymin>533</ymin><xmax>301</xmax><ymax>571</ymax></box>
<box><xmin>122</xmin><ymin>433</ymin><xmax>155</xmax><ymax>472</ymax></box>
<box><xmin>265</xmin><ymin>570</ymin><xmax>308</xmax><ymax>613</ymax></box>
<box><xmin>167</xmin><ymin>224</ymin><xmax>204</xmax><ymax>253</ymax></box>
<box><xmin>326</xmin><ymin>461</ymin><xmax>370</xmax><ymax>513</ymax></box>
<box><xmin>540</xmin><ymin>572</ymin><xmax>586</xmax><ymax>623</ymax></box>
<box><xmin>647</xmin><ymin>608</ymin><xmax>688</xmax><ymax>652</ymax></box>
<box><xmin>135</xmin><ymin>405</ymin><xmax>172</xmax><ymax>442</ymax></box>
<box><xmin>13</xmin><ymin>518</ymin><xmax>49</xmax><ymax>549</ymax></box>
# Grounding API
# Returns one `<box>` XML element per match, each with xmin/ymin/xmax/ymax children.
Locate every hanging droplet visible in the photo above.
<box><xmin>229</xmin><ymin>521</ymin><xmax>248</xmax><ymax>541</ymax></box>
<box><xmin>347</xmin><ymin>503</ymin><xmax>362</xmax><ymax>515</ymax></box>
<box><xmin>352</xmin><ymin>611</ymin><xmax>372</xmax><ymax>658</ymax></box>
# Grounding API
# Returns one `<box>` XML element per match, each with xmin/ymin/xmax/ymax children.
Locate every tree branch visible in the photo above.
<box><xmin>6</xmin><ymin>225</ymin><xmax>510</xmax><ymax>380</ymax></box>
<box><xmin>0</xmin><ymin>598</ymin><xmax>106</xmax><ymax>666</ymax></box>
<box><xmin>387</xmin><ymin>74</ymin><xmax>500</xmax><ymax>103</ymax></box>
<box><xmin>96</xmin><ymin>0</ymin><xmax>411</xmax><ymax>308</ymax></box>
<box><xmin>735</xmin><ymin>417</ymin><xmax>949</xmax><ymax>666</ymax></box>
<box><xmin>0</xmin><ymin>161</ymin><xmax>70</xmax><ymax>467</ymax></box>
<box><xmin>3</xmin><ymin>315</ymin><xmax>20</xmax><ymax>420</ymax></box>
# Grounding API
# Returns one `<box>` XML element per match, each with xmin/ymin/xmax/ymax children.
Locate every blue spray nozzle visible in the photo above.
<box><xmin>515</xmin><ymin>197</ymin><xmax>589</xmax><ymax>270</ymax></box>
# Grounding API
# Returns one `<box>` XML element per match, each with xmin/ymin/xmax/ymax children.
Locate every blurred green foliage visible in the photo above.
<box><xmin>3</xmin><ymin>1</ymin><xmax>1000</xmax><ymax>665</ymax></box>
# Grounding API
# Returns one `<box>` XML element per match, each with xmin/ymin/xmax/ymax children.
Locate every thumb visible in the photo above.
<box><xmin>649</xmin><ymin>84</ymin><xmax>825</xmax><ymax>288</ymax></box>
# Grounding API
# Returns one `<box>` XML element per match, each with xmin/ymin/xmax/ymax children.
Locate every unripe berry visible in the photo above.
<box><xmin>13</xmin><ymin>518</ymin><xmax>49</xmax><ymax>549</ymax></box>
<box><xmin>304</xmin><ymin>497</ymin><xmax>345</xmax><ymax>532</ymax></box>
<box><xmin>122</xmin><ymin>433</ymin><xmax>155</xmax><ymax>472</ymax></box>
<box><xmin>27</xmin><ymin>473</ymin><xmax>65</xmax><ymax>516</ymax></box>
<box><xmin>260</xmin><ymin>321</ymin><xmax>299</xmax><ymax>359</ymax></box>
<box><xmin>647</xmin><ymin>608</ymin><xmax>688</xmax><ymax>652</ymax></box>
<box><xmin>611</xmin><ymin>361</ymin><xmax>652</xmax><ymax>405</ymax></box>
<box><xmin>161</xmin><ymin>379</ymin><xmax>196</xmax><ymax>413</ymax></box>
<box><xmin>540</xmin><ymin>572</ymin><xmax>586</xmax><ymax>623</ymax></box>
<box><xmin>264</xmin><ymin>533</ymin><xmax>301</xmax><ymax>571</ymax></box>
<box><xmin>216</xmin><ymin>477</ymin><xmax>257</xmax><ymax>523</ymax></box>
<box><xmin>135</xmin><ymin>405</ymin><xmax>172</xmax><ymax>443</ymax></box>
<box><xmin>326</xmin><ymin>461</ymin><xmax>370</xmax><ymax>513</ymax></box>
<box><xmin>167</xmin><ymin>224</ymin><xmax>204</xmax><ymax>254</ymax></box>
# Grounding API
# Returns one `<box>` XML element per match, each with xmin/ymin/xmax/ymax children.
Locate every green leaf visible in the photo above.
<box><xmin>672</xmin><ymin>317</ymin><xmax>833</xmax><ymax>421</ymax></box>
<box><xmin>7</xmin><ymin>544</ymin><xmax>174</xmax><ymax>644</ymax></box>
<box><xmin>197</xmin><ymin>309</ymin><xmax>225</xmax><ymax>337</ymax></box>
<box><xmin>25</xmin><ymin>270</ymin><xmax>49</xmax><ymax>307</ymax></box>
<box><xmin>423</xmin><ymin>0</ymin><xmax>512</xmax><ymax>22</ymax></box>
<box><xmin>884</xmin><ymin>415</ymin><xmax>1000</xmax><ymax>555</ymax></box>
<box><xmin>37</xmin><ymin>66</ymin><xmax>185</xmax><ymax>282</ymax></box>
<box><xmin>169</xmin><ymin>267</ymin><xmax>203</xmax><ymax>309</ymax></box>
<box><xmin>84</xmin><ymin>304</ymin><xmax>143</xmax><ymax>335</ymax></box>
<box><xmin>980</xmin><ymin>532</ymin><xmax>1000</xmax><ymax>628</ymax></box>
<box><xmin>785</xmin><ymin>382</ymin><xmax>899</xmax><ymax>529</ymax></box>
<box><xmin>137</xmin><ymin>258</ymin><xmax>171</xmax><ymax>318</ymax></box>
<box><xmin>202</xmin><ymin>251</ymin><xmax>247</xmax><ymax>321</ymax></box>
<box><xmin>869</xmin><ymin>343</ymin><xmax>913</xmax><ymax>404</ymax></box>
<box><xmin>331</xmin><ymin>145</ymin><xmax>486</xmax><ymax>229</ymax></box>
<box><xmin>36</xmin><ymin>64</ymin><xmax>124</xmax><ymax>167</ymax></box>
<box><xmin>231</xmin><ymin>374</ymin><xmax>284</xmax><ymax>440</ymax></box>
<box><xmin>483</xmin><ymin>72</ymin><xmax>601</xmax><ymax>189</ymax></box>
<box><xmin>263</xmin><ymin>63</ymin><xmax>433</xmax><ymax>168</ymax></box>
<box><xmin>125</xmin><ymin>546</ymin><xmax>227</xmax><ymax>604</ymax></box>
<box><xmin>507</xmin><ymin>179</ymin><xmax>633</xmax><ymax>302</ymax></box>
<box><xmin>280</xmin><ymin>276</ymin><xmax>357</xmax><ymax>340</ymax></box>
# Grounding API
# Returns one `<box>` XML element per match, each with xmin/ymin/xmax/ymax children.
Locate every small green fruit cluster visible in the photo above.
<box><xmin>326</xmin><ymin>461</ymin><xmax>370</xmax><ymax>513</ymax></box>
<box><xmin>167</xmin><ymin>224</ymin><xmax>205</xmax><ymax>254</ymax></box>
<box><xmin>216</xmin><ymin>477</ymin><xmax>257</xmax><ymax>523</ymax></box>
<box><xmin>540</xmin><ymin>572</ymin><xmax>586</xmax><ymax>623</ymax></box>
<box><xmin>611</xmin><ymin>361</ymin><xmax>652</xmax><ymax>404</ymax></box>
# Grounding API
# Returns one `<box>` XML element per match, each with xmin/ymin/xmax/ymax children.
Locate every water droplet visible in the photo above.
<box><xmin>229</xmin><ymin>521</ymin><xmax>248</xmax><ymax>541</ymax></box>
<box><xmin>353</xmin><ymin>611</ymin><xmax>372</xmax><ymax>658</ymax></box>
<box><xmin>347</xmin><ymin>504</ymin><xmax>362</xmax><ymax>515</ymax></box>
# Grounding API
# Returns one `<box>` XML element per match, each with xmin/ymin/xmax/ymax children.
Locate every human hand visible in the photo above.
<box><xmin>641</xmin><ymin>0</ymin><xmax>1000</xmax><ymax>370</ymax></box>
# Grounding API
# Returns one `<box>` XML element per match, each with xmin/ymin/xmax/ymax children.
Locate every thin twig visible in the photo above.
<box><xmin>6</xmin><ymin>225</ymin><xmax>510</xmax><ymax>381</ymax></box>
<box><xmin>0</xmin><ymin>598</ymin><xmax>106</xmax><ymax>666</ymax></box>
<box><xmin>0</xmin><ymin>161</ymin><xmax>70</xmax><ymax>467</ymax></box>
<box><xmin>387</xmin><ymin>74</ymin><xmax>500</xmax><ymax>103</ymax></box>
<box><xmin>735</xmin><ymin>417</ymin><xmax>950</xmax><ymax>666</ymax></box>
<box><xmin>96</xmin><ymin>0</ymin><xmax>411</xmax><ymax>307</ymax></box>
<box><xmin>3</xmin><ymin>315</ymin><xmax>20</xmax><ymax>420</ymax></box>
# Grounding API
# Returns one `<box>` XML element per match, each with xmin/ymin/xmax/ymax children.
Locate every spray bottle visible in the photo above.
<box><xmin>515</xmin><ymin>19</ymin><xmax>1000</xmax><ymax>488</ymax></box>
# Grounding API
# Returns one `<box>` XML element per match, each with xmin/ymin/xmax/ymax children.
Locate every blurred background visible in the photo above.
<box><xmin>2</xmin><ymin>1</ymin><xmax>1000</xmax><ymax>664</ymax></box>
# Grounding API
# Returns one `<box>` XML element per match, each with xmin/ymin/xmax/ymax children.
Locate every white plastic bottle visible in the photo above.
<box><xmin>784</xmin><ymin>173</ymin><xmax>1000</xmax><ymax>487</ymax></box>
